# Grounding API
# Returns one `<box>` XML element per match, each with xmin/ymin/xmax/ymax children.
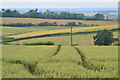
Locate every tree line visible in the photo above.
<box><xmin>1</xmin><ymin>22</ymin><xmax>99</xmax><ymax>27</ymax></box>
<box><xmin>1</xmin><ymin>9</ymin><xmax>105</xmax><ymax>20</ymax></box>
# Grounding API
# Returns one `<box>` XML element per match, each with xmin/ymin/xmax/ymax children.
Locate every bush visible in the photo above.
<box><xmin>2</xmin><ymin>36</ymin><xmax>15</xmax><ymax>42</ymax></box>
<box><xmin>72</xmin><ymin>44</ymin><xmax>79</xmax><ymax>46</ymax></box>
<box><xmin>2</xmin><ymin>42</ymin><xmax>20</xmax><ymax>45</ymax></box>
<box><xmin>2</xmin><ymin>42</ymin><xmax>11</xmax><ymax>45</ymax></box>
<box><xmin>113</xmin><ymin>43</ymin><xmax>120</xmax><ymax>46</ymax></box>
<box><xmin>23</xmin><ymin>41</ymin><xmax>55</xmax><ymax>45</ymax></box>
<box><xmin>93</xmin><ymin>30</ymin><xmax>116</xmax><ymax>46</ymax></box>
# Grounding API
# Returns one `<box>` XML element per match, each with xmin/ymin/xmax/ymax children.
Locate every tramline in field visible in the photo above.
<box><xmin>2</xmin><ymin>45</ymin><xmax>118</xmax><ymax>78</ymax></box>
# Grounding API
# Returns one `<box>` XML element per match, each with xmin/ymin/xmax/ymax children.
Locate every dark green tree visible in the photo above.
<box><xmin>77</xmin><ymin>22</ymin><xmax>83</xmax><ymax>26</ymax></box>
<box><xmin>95</xmin><ymin>13</ymin><xmax>105</xmax><ymax>20</ymax></box>
<box><xmin>2</xmin><ymin>9</ymin><xmax>5</xmax><ymax>12</ymax></box>
<box><xmin>65</xmin><ymin>22</ymin><xmax>77</xmax><ymax>26</ymax></box>
<box><xmin>93</xmin><ymin>30</ymin><xmax>117</xmax><ymax>46</ymax></box>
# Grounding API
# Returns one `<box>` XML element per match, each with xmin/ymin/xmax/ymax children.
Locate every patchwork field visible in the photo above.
<box><xmin>1</xmin><ymin>17</ymin><xmax>119</xmax><ymax>78</ymax></box>
<box><xmin>10</xmin><ymin>32</ymin><xmax>119</xmax><ymax>46</ymax></box>
<box><xmin>2</xmin><ymin>26</ymin><xmax>70</xmax><ymax>36</ymax></box>
<box><xmin>8</xmin><ymin>25</ymin><xmax>118</xmax><ymax>39</ymax></box>
<box><xmin>2</xmin><ymin>45</ymin><xmax>118</xmax><ymax>78</ymax></box>
<box><xmin>1</xmin><ymin>17</ymin><xmax>117</xmax><ymax>26</ymax></box>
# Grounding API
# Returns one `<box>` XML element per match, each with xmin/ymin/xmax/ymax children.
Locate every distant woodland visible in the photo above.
<box><xmin>0</xmin><ymin>9</ymin><xmax>106</xmax><ymax>20</ymax></box>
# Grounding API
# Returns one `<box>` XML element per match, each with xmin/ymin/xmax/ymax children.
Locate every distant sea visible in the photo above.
<box><xmin>0</xmin><ymin>8</ymin><xmax>118</xmax><ymax>13</ymax></box>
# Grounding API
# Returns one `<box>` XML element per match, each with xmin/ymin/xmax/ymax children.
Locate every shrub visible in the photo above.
<box><xmin>2</xmin><ymin>42</ymin><xmax>11</xmax><ymax>45</ymax></box>
<box><xmin>2</xmin><ymin>36</ymin><xmax>15</xmax><ymax>42</ymax></box>
<box><xmin>23</xmin><ymin>41</ymin><xmax>55</xmax><ymax>45</ymax></box>
<box><xmin>113</xmin><ymin>43</ymin><xmax>120</xmax><ymax>46</ymax></box>
<box><xmin>2</xmin><ymin>42</ymin><xmax>20</xmax><ymax>45</ymax></box>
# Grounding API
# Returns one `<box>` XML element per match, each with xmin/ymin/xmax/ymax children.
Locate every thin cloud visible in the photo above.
<box><xmin>1</xmin><ymin>2</ymin><xmax>118</xmax><ymax>8</ymax></box>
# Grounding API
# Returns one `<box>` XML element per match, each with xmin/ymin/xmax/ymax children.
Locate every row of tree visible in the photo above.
<box><xmin>1</xmin><ymin>9</ymin><xmax>105</xmax><ymax>20</ymax></box>
<box><xmin>1</xmin><ymin>22</ymin><xmax>98</xmax><ymax>27</ymax></box>
<box><xmin>2</xmin><ymin>22</ymin><xmax>57</xmax><ymax>27</ymax></box>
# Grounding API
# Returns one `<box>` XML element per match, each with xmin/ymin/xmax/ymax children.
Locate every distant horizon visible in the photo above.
<box><xmin>0</xmin><ymin>8</ymin><xmax>118</xmax><ymax>14</ymax></box>
<box><xmin>0</xmin><ymin>8</ymin><xmax>118</xmax><ymax>12</ymax></box>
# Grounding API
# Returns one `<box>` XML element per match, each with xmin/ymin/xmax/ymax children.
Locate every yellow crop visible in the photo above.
<box><xmin>8</xmin><ymin>25</ymin><xmax>118</xmax><ymax>38</ymax></box>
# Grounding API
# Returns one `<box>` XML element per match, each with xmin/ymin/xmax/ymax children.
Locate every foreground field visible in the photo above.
<box><xmin>0</xmin><ymin>57</ymin><xmax>1</xmax><ymax>79</ymax></box>
<box><xmin>2</xmin><ymin>45</ymin><xmax>118</xmax><ymax>78</ymax></box>
<box><xmin>8</xmin><ymin>25</ymin><xmax>118</xmax><ymax>39</ymax></box>
<box><xmin>0</xmin><ymin>45</ymin><xmax>1</xmax><ymax>79</ymax></box>
<box><xmin>1</xmin><ymin>17</ymin><xmax>117</xmax><ymax>26</ymax></box>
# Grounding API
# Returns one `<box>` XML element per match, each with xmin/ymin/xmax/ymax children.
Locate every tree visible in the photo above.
<box><xmin>2</xmin><ymin>9</ymin><xmax>5</xmax><ymax>12</ymax></box>
<box><xmin>77</xmin><ymin>22</ymin><xmax>83</xmax><ymax>26</ymax></box>
<box><xmin>65</xmin><ymin>22</ymin><xmax>77</xmax><ymax>26</ymax></box>
<box><xmin>95</xmin><ymin>13</ymin><xmax>105</xmax><ymax>20</ymax></box>
<box><xmin>93</xmin><ymin>30</ymin><xmax>117</xmax><ymax>46</ymax></box>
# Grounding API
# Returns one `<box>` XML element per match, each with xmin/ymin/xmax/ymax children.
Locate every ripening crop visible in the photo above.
<box><xmin>8</xmin><ymin>25</ymin><xmax>118</xmax><ymax>38</ymax></box>
<box><xmin>2</xmin><ymin>45</ymin><xmax>118</xmax><ymax>78</ymax></box>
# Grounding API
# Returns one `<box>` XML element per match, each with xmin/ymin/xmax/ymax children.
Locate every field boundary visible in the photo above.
<box><xmin>3</xmin><ymin>28</ymin><xmax>120</xmax><ymax>43</ymax></box>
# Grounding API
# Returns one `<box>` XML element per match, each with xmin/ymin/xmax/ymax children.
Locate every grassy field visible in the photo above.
<box><xmin>2</xmin><ymin>26</ymin><xmax>69</xmax><ymax>36</ymax></box>
<box><xmin>8</xmin><ymin>25</ymin><xmax>118</xmax><ymax>39</ymax></box>
<box><xmin>1</xmin><ymin>17</ymin><xmax>117</xmax><ymax>26</ymax></box>
<box><xmin>10</xmin><ymin>31</ymin><xmax>119</xmax><ymax>46</ymax></box>
<box><xmin>2</xmin><ymin>45</ymin><xmax>118</xmax><ymax>78</ymax></box>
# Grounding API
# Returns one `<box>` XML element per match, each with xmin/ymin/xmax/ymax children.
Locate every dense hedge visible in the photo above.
<box><xmin>2</xmin><ymin>22</ymin><xmax>58</xmax><ymax>27</ymax></box>
<box><xmin>1</xmin><ymin>22</ymin><xmax>98</xmax><ymax>27</ymax></box>
<box><xmin>113</xmin><ymin>43</ymin><xmax>120</xmax><ymax>46</ymax></box>
<box><xmin>23</xmin><ymin>41</ymin><xmax>55</xmax><ymax>45</ymax></box>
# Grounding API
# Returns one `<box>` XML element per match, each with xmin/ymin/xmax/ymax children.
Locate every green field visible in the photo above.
<box><xmin>7</xmin><ymin>25</ymin><xmax>118</xmax><ymax>39</ymax></box>
<box><xmin>10</xmin><ymin>32</ymin><xmax>119</xmax><ymax>46</ymax></box>
<box><xmin>2</xmin><ymin>26</ymin><xmax>69</xmax><ymax>36</ymax></box>
<box><xmin>2</xmin><ymin>45</ymin><xmax>118</xmax><ymax>78</ymax></box>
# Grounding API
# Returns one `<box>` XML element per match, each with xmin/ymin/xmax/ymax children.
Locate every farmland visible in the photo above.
<box><xmin>2</xmin><ymin>45</ymin><xmax>118</xmax><ymax>78</ymax></box>
<box><xmin>10</xmin><ymin>32</ymin><xmax>119</xmax><ymax>46</ymax></box>
<box><xmin>2</xmin><ymin>26</ymin><xmax>69</xmax><ymax>36</ymax></box>
<box><xmin>0</xmin><ymin>47</ymin><xmax>1</xmax><ymax>79</ymax></box>
<box><xmin>1</xmin><ymin>17</ymin><xmax>117</xmax><ymax>26</ymax></box>
<box><xmin>8</xmin><ymin>25</ymin><xmax>118</xmax><ymax>39</ymax></box>
<box><xmin>1</xmin><ymin>16</ymin><xmax>119</xmax><ymax>78</ymax></box>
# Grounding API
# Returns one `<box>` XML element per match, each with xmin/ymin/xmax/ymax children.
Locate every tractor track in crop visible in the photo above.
<box><xmin>75</xmin><ymin>47</ymin><xmax>98</xmax><ymax>71</ymax></box>
<box><xmin>5</xmin><ymin>46</ymin><xmax>62</xmax><ymax>77</ymax></box>
<box><xmin>52</xmin><ymin>45</ymin><xmax>61</xmax><ymax>56</ymax></box>
<box><xmin>8</xmin><ymin>60</ymin><xmax>39</xmax><ymax>76</ymax></box>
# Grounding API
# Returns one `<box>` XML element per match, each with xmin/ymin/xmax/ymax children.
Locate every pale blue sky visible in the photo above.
<box><xmin>0</xmin><ymin>0</ymin><xmax>119</xmax><ymax>8</ymax></box>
